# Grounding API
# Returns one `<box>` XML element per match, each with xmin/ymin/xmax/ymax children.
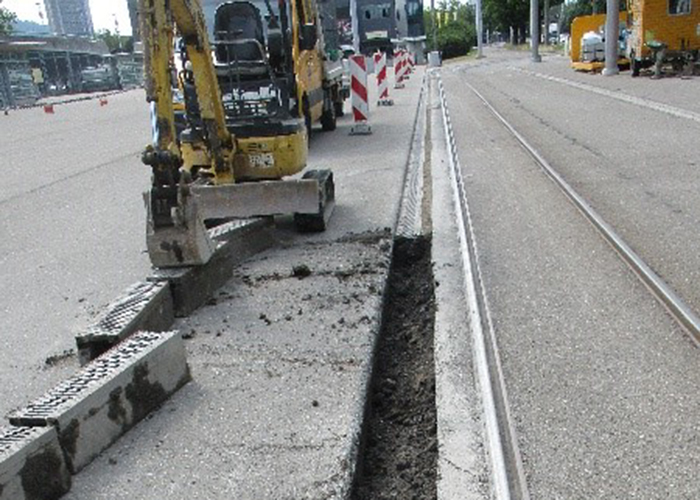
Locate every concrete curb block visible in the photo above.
<box><xmin>10</xmin><ymin>331</ymin><xmax>190</xmax><ymax>475</ymax></box>
<box><xmin>75</xmin><ymin>218</ymin><xmax>275</xmax><ymax>364</ymax></box>
<box><xmin>149</xmin><ymin>218</ymin><xmax>276</xmax><ymax>317</ymax></box>
<box><xmin>429</xmin><ymin>73</ymin><xmax>489</xmax><ymax>500</ymax></box>
<box><xmin>75</xmin><ymin>282</ymin><xmax>174</xmax><ymax>365</ymax></box>
<box><xmin>0</xmin><ymin>425</ymin><xmax>71</xmax><ymax>500</ymax></box>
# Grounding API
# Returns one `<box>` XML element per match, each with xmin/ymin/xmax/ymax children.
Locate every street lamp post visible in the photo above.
<box><xmin>114</xmin><ymin>14</ymin><xmax>122</xmax><ymax>51</ymax></box>
<box><xmin>431</xmin><ymin>0</ymin><xmax>437</xmax><ymax>52</ymax></box>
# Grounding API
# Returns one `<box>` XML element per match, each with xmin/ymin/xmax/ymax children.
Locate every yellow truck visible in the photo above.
<box><xmin>289</xmin><ymin>0</ymin><xmax>346</xmax><ymax>131</ymax></box>
<box><xmin>626</xmin><ymin>0</ymin><xmax>700</xmax><ymax>75</ymax></box>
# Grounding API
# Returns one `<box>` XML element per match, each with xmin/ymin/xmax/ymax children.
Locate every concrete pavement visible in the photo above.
<box><xmin>54</xmin><ymin>68</ymin><xmax>427</xmax><ymax>498</ymax></box>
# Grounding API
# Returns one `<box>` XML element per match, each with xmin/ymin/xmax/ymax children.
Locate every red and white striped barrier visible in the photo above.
<box><xmin>394</xmin><ymin>50</ymin><xmax>406</xmax><ymax>89</ymax></box>
<box><xmin>407</xmin><ymin>52</ymin><xmax>415</xmax><ymax>73</ymax></box>
<box><xmin>375</xmin><ymin>51</ymin><xmax>393</xmax><ymax>106</ymax></box>
<box><xmin>373</xmin><ymin>51</ymin><xmax>382</xmax><ymax>72</ymax></box>
<box><xmin>350</xmin><ymin>54</ymin><xmax>372</xmax><ymax>135</ymax></box>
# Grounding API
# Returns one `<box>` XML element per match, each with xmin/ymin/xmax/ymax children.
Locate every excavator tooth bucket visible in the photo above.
<box><xmin>144</xmin><ymin>190</ymin><xmax>216</xmax><ymax>268</ymax></box>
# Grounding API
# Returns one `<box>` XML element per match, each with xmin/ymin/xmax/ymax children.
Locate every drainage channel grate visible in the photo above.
<box><xmin>396</xmin><ymin>77</ymin><xmax>428</xmax><ymax>239</ymax></box>
<box><xmin>208</xmin><ymin>219</ymin><xmax>257</xmax><ymax>243</ymax></box>
<box><xmin>11</xmin><ymin>332</ymin><xmax>169</xmax><ymax>425</ymax></box>
<box><xmin>0</xmin><ymin>426</ymin><xmax>41</xmax><ymax>454</ymax></box>
<box><xmin>81</xmin><ymin>282</ymin><xmax>168</xmax><ymax>340</ymax></box>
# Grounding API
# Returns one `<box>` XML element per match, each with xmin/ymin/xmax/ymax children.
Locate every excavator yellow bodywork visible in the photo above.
<box><xmin>138</xmin><ymin>0</ymin><xmax>334</xmax><ymax>268</ymax></box>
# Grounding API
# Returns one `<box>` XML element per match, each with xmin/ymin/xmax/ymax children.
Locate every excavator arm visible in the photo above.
<box><xmin>138</xmin><ymin>0</ymin><xmax>234</xmax><ymax>184</ymax></box>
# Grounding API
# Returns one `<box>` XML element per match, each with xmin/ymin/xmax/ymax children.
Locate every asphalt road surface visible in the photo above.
<box><xmin>0</xmin><ymin>91</ymin><xmax>153</xmax><ymax>419</ymax></box>
<box><xmin>442</xmin><ymin>48</ymin><xmax>700</xmax><ymax>498</ymax></box>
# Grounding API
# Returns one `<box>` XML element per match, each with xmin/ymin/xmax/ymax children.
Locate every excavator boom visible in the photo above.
<box><xmin>139</xmin><ymin>0</ymin><xmax>234</xmax><ymax>181</ymax></box>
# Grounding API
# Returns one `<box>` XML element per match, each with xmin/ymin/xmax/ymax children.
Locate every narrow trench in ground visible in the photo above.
<box><xmin>351</xmin><ymin>236</ymin><xmax>438</xmax><ymax>500</ymax></box>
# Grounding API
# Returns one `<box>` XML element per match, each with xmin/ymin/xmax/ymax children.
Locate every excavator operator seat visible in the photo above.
<box><xmin>214</xmin><ymin>2</ymin><xmax>266</xmax><ymax>64</ymax></box>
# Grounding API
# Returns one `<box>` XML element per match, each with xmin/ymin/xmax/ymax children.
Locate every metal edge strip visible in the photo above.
<box><xmin>437</xmin><ymin>73</ymin><xmax>530</xmax><ymax>500</ymax></box>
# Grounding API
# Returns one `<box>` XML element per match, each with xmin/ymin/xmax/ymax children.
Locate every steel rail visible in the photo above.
<box><xmin>436</xmin><ymin>74</ymin><xmax>531</xmax><ymax>500</ymax></box>
<box><xmin>465</xmin><ymin>81</ymin><xmax>700</xmax><ymax>348</ymax></box>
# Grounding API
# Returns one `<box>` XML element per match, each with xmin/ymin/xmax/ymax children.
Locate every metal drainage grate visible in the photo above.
<box><xmin>208</xmin><ymin>219</ymin><xmax>256</xmax><ymax>242</ymax></box>
<box><xmin>396</xmin><ymin>76</ymin><xmax>428</xmax><ymax>239</ymax></box>
<box><xmin>0</xmin><ymin>427</ymin><xmax>41</xmax><ymax>457</ymax></box>
<box><xmin>82</xmin><ymin>282</ymin><xmax>168</xmax><ymax>339</ymax></box>
<box><xmin>12</xmin><ymin>332</ymin><xmax>168</xmax><ymax>423</ymax></box>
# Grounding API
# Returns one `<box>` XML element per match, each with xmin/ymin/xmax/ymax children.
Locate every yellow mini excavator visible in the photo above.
<box><xmin>138</xmin><ymin>0</ymin><xmax>335</xmax><ymax>268</ymax></box>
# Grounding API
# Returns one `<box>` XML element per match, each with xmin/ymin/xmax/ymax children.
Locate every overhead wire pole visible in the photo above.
<box><xmin>602</xmin><ymin>0</ymin><xmax>620</xmax><ymax>75</ymax></box>
<box><xmin>350</xmin><ymin>0</ymin><xmax>360</xmax><ymax>53</ymax></box>
<box><xmin>530</xmin><ymin>0</ymin><xmax>541</xmax><ymax>62</ymax></box>
<box><xmin>431</xmin><ymin>0</ymin><xmax>437</xmax><ymax>52</ymax></box>
<box><xmin>476</xmin><ymin>0</ymin><xmax>484</xmax><ymax>58</ymax></box>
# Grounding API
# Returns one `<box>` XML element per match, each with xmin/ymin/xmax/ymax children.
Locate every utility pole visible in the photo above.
<box><xmin>476</xmin><ymin>0</ymin><xmax>484</xmax><ymax>57</ymax></box>
<box><xmin>543</xmin><ymin>0</ymin><xmax>549</xmax><ymax>45</ymax></box>
<box><xmin>431</xmin><ymin>0</ymin><xmax>437</xmax><ymax>51</ymax></box>
<box><xmin>114</xmin><ymin>14</ymin><xmax>122</xmax><ymax>51</ymax></box>
<box><xmin>602</xmin><ymin>0</ymin><xmax>620</xmax><ymax>75</ymax></box>
<box><xmin>531</xmin><ymin>0</ymin><xmax>541</xmax><ymax>61</ymax></box>
<box><xmin>350</xmin><ymin>0</ymin><xmax>360</xmax><ymax>53</ymax></box>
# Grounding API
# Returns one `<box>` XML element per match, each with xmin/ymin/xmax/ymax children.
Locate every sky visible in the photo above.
<box><xmin>2</xmin><ymin>0</ymin><xmax>133</xmax><ymax>35</ymax></box>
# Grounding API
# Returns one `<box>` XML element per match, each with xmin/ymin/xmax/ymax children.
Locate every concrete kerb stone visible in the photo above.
<box><xmin>9</xmin><ymin>331</ymin><xmax>190</xmax><ymax>475</ymax></box>
<box><xmin>76</xmin><ymin>218</ymin><xmax>276</xmax><ymax>364</ymax></box>
<box><xmin>148</xmin><ymin>218</ymin><xmax>277</xmax><ymax>317</ymax></box>
<box><xmin>0</xmin><ymin>425</ymin><xmax>71</xmax><ymax>500</ymax></box>
<box><xmin>429</xmin><ymin>72</ymin><xmax>489</xmax><ymax>500</ymax></box>
<box><xmin>75</xmin><ymin>281</ymin><xmax>174</xmax><ymax>365</ymax></box>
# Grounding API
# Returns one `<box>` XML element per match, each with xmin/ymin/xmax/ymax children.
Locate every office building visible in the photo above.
<box><xmin>44</xmin><ymin>0</ymin><xmax>94</xmax><ymax>36</ymax></box>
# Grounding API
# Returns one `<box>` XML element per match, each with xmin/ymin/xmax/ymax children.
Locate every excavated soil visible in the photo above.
<box><xmin>352</xmin><ymin>236</ymin><xmax>438</xmax><ymax>500</ymax></box>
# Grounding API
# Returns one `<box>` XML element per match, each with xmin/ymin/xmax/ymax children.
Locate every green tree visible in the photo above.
<box><xmin>559</xmin><ymin>0</ymin><xmax>608</xmax><ymax>34</ymax></box>
<box><xmin>0</xmin><ymin>0</ymin><xmax>17</xmax><ymax>36</ymax></box>
<box><xmin>95</xmin><ymin>29</ymin><xmax>134</xmax><ymax>53</ymax></box>
<box><xmin>483</xmin><ymin>0</ymin><xmax>529</xmax><ymax>43</ymax></box>
<box><xmin>482</xmin><ymin>0</ymin><xmax>566</xmax><ymax>44</ymax></box>
<box><xmin>424</xmin><ymin>0</ymin><xmax>476</xmax><ymax>59</ymax></box>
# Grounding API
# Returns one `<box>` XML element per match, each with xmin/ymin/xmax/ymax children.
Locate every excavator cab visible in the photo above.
<box><xmin>212</xmin><ymin>2</ymin><xmax>291</xmax><ymax>123</ymax></box>
<box><xmin>178</xmin><ymin>0</ymin><xmax>307</xmax><ymax>182</ymax></box>
<box><xmin>214</xmin><ymin>2</ymin><xmax>266</xmax><ymax>65</ymax></box>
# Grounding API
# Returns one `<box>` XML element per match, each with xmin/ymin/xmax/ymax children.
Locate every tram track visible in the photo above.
<box><xmin>435</xmin><ymin>67</ymin><xmax>700</xmax><ymax>498</ymax></box>
<box><xmin>461</xmin><ymin>80</ymin><xmax>700</xmax><ymax>348</ymax></box>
